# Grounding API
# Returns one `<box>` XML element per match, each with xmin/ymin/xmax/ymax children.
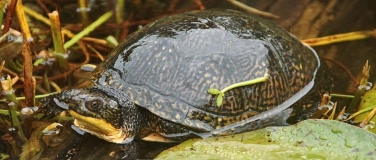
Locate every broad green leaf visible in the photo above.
<box><xmin>354</xmin><ymin>83</ymin><xmax>376</xmax><ymax>134</ymax></box>
<box><xmin>0</xmin><ymin>153</ymin><xmax>9</xmax><ymax>159</ymax></box>
<box><xmin>207</xmin><ymin>88</ymin><xmax>221</xmax><ymax>95</ymax></box>
<box><xmin>156</xmin><ymin>119</ymin><xmax>376</xmax><ymax>160</ymax></box>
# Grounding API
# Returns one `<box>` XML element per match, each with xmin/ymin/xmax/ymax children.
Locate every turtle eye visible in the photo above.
<box><xmin>85</xmin><ymin>99</ymin><xmax>102</xmax><ymax>111</ymax></box>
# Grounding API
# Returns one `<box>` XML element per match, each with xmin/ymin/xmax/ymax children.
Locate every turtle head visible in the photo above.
<box><xmin>43</xmin><ymin>85</ymin><xmax>142</xmax><ymax>144</ymax></box>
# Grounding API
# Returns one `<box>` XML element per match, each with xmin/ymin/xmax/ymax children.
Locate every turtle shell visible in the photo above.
<box><xmin>90</xmin><ymin>10</ymin><xmax>320</xmax><ymax>134</ymax></box>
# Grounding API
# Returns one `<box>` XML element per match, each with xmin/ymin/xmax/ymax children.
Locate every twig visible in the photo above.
<box><xmin>227</xmin><ymin>0</ymin><xmax>279</xmax><ymax>19</ymax></box>
<box><xmin>168</xmin><ymin>0</ymin><xmax>179</xmax><ymax>11</ymax></box>
<box><xmin>81</xmin><ymin>37</ymin><xmax>107</xmax><ymax>46</ymax></box>
<box><xmin>87</xmin><ymin>45</ymin><xmax>105</xmax><ymax>61</ymax></box>
<box><xmin>2</xmin><ymin>0</ymin><xmax>17</xmax><ymax>36</ymax></box>
<box><xmin>120</xmin><ymin>12</ymin><xmax>133</xmax><ymax>41</ymax></box>
<box><xmin>77</xmin><ymin>41</ymin><xmax>90</xmax><ymax>64</ymax></box>
<box><xmin>36</xmin><ymin>0</ymin><xmax>51</xmax><ymax>14</ymax></box>
<box><xmin>320</xmin><ymin>57</ymin><xmax>358</xmax><ymax>85</ymax></box>
<box><xmin>194</xmin><ymin>0</ymin><xmax>205</xmax><ymax>10</ymax></box>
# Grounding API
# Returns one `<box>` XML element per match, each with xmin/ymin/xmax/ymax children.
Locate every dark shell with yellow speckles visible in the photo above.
<box><xmin>91</xmin><ymin>10</ymin><xmax>321</xmax><ymax>135</ymax></box>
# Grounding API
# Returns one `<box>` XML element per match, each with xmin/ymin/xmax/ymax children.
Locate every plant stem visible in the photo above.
<box><xmin>0</xmin><ymin>92</ymin><xmax>58</xmax><ymax>103</ymax></box>
<box><xmin>329</xmin><ymin>93</ymin><xmax>354</xmax><ymax>98</ymax></box>
<box><xmin>115</xmin><ymin>0</ymin><xmax>124</xmax><ymax>39</ymax></box>
<box><xmin>2</xmin><ymin>76</ymin><xmax>28</xmax><ymax>143</ymax></box>
<box><xmin>2</xmin><ymin>0</ymin><xmax>17</xmax><ymax>36</ymax></box>
<box><xmin>0</xmin><ymin>109</ymin><xmax>74</xmax><ymax>121</ymax></box>
<box><xmin>302</xmin><ymin>30</ymin><xmax>376</xmax><ymax>47</ymax></box>
<box><xmin>49</xmin><ymin>11</ymin><xmax>68</xmax><ymax>71</ymax></box>
<box><xmin>0</xmin><ymin>1</ymin><xmax>6</xmax><ymax>29</ymax></box>
<box><xmin>22</xmin><ymin>6</ymin><xmax>75</xmax><ymax>38</ymax></box>
<box><xmin>15</xmin><ymin>0</ymin><xmax>33</xmax><ymax>41</ymax></box>
<box><xmin>21</xmin><ymin>39</ymin><xmax>35</xmax><ymax>107</ymax></box>
<box><xmin>79</xmin><ymin>0</ymin><xmax>90</xmax><ymax>26</ymax></box>
<box><xmin>221</xmin><ymin>76</ymin><xmax>268</xmax><ymax>93</ymax></box>
<box><xmin>64</xmin><ymin>11</ymin><xmax>113</xmax><ymax>49</ymax></box>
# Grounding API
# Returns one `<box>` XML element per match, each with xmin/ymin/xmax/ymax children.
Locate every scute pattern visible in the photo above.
<box><xmin>91</xmin><ymin>10</ymin><xmax>320</xmax><ymax>132</ymax></box>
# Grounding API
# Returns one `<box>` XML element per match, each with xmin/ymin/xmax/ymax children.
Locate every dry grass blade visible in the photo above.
<box><xmin>16</xmin><ymin>0</ymin><xmax>32</xmax><ymax>41</ymax></box>
<box><xmin>311</xmin><ymin>93</ymin><xmax>332</xmax><ymax>119</ymax></box>
<box><xmin>227</xmin><ymin>0</ymin><xmax>279</xmax><ymax>19</ymax></box>
<box><xmin>302</xmin><ymin>30</ymin><xmax>376</xmax><ymax>47</ymax></box>
<box><xmin>359</xmin><ymin>107</ymin><xmax>376</xmax><ymax>128</ymax></box>
<box><xmin>336</xmin><ymin>106</ymin><xmax>347</xmax><ymax>120</ymax></box>
<box><xmin>328</xmin><ymin>102</ymin><xmax>337</xmax><ymax>120</ymax></box>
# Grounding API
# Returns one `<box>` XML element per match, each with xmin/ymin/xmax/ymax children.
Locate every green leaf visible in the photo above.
<box><xmin>353</xmin><ymin>83</ymin><xmax>376</xmax><ymax>134</ymax></box>
<box><xmin>207</xmin><ymin>88</ymin><xmax>221</xmax><ymax>95</ymax></box>
<box><xmin>156</xmin><ymin>119</ymin><xmax>376</xmax><ymax>160</ymax></box>
<box><xmin>216</xmin><ymin>94</ymin><xmax>223</xmax><ymax>107</ymax></box>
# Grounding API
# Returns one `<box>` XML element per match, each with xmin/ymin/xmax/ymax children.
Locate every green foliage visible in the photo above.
<box><xmin>207</xmin><ymin>88</ymin><xmax>224</xmax><ymax>107</ymax></box>
<box><xmin>207</xmin><ymin>88</ymin><xmax>221</xmax><ymax>95</ymax></box>
<box><xmin>353</xmin><ymin>83</ymin><xmax>376</xmax><ymax>133</ymax></box>
<box><xmin>156</xmin><ymin>119</ymin><xmax>376</xmax><ymax>160</ymax></box>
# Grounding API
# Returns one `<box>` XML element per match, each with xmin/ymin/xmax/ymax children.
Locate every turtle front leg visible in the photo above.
<box><xmin>139</xmin><ymin>111</ymin><xmax>203</xmax><ymax>142</ymax></box>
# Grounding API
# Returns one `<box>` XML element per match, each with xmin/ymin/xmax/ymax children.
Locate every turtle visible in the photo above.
<box><xmin>38</xmin><ymin>9</ymin><xmax>330</xmax><ymax>144</ymax></box>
